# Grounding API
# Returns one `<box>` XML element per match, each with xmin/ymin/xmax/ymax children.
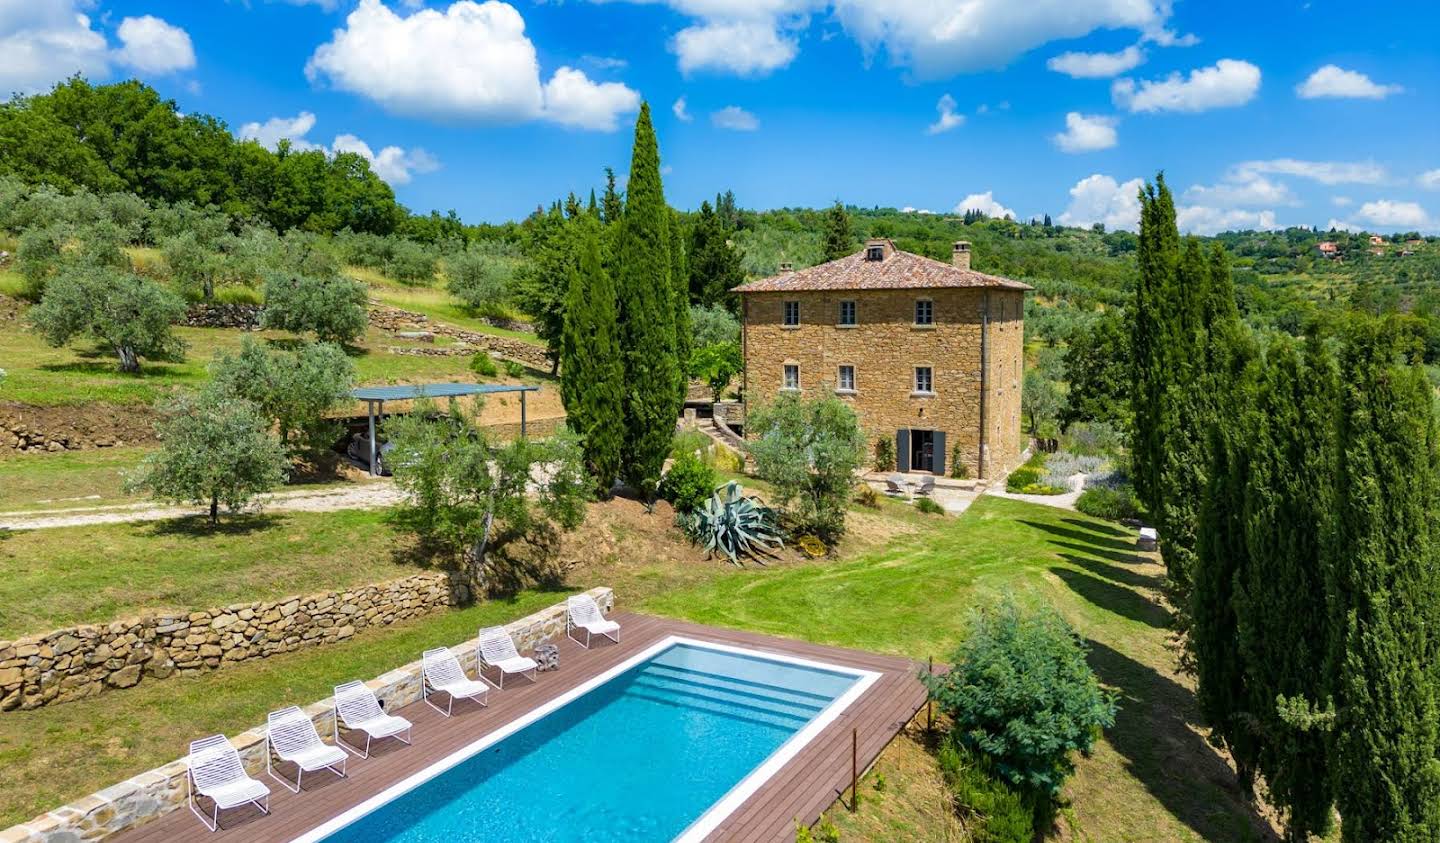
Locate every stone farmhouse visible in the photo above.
<box><xmin>734</xmin><ymin>238</ymin><xmax>1031</xmax><ymax>480</ymax></box>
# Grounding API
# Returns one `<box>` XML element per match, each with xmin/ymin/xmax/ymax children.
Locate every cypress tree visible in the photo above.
<box><xmin>822</xmin><ymin>200</ymin><xmax>852</xmax><ymax>261</ymax></box>
<box><xmin>1327</xmin><ymin>319</ymin><xmax>1440</xmax><ymax>840</ymax></box>
<box><xmin>614</xmin><ymin>102</ymin><xmax>680</xmax><ymax>498</ymax></box>
<box><xmin>559</xmin><ymin>220</ymin><xmax>624</xmax><ymax>496</ymax></box>
<box><xmin>668</xmin><ymin>208</ymin><xmax>692</xmax><ymax>401</ymax></box>
<box><xmin>688</xmin><ymin>200</ymin><xmax>744</xmax><ymax>307</ymax></box>
<box><xmin>1233</xmin><ymin>335</ymin><xmax>1337</xmax><ymax>840</ymax></box>
<box><xmin>601</xmin><ymin>167</ymin><xmax>623</xmax><ymax>225</ymax></box>
<box><xmin>1131</xmin><ymin>175</ymin><xmax>1179</xmax><ymax>521</ymax></box>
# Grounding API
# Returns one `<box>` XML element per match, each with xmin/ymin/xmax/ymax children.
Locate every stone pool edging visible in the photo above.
<box><xmin>0</xmin><ymin>587</ymin><xmax>613</xmax><ymax>843</ymax></box>
<box><xmin>0</xmin><ymin>572</ymin><xmax>473</xmax><ymax>712</ymax></box>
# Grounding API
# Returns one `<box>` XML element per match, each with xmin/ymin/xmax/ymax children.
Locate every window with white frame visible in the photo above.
<box><xmin>914</xmin><ymin>299</ymin><xmax>934</xmax><ymax>325</ymax></box>
<box><xmin>783</xmin><ymin>364</ymin><xmax>800</xmax><ymax>390</ymax></box>
<box><xmin>837</xmin><ymin>365</ymin><xmax>855</xmax><ymax>392</ymax></box>
<box><xmin>838</xmin><ymin>300</ymin><xmax>856</xmax><ymax>326</ymax></box>
<box><xmin>914</xmin><ymin>366</ymin><xmax>934</xmax><ymax>394</ymax></box>
<box><xmin>783</xmin><ymin>301</ymin><xmax>800</xmax><ymax>326</ymax></box>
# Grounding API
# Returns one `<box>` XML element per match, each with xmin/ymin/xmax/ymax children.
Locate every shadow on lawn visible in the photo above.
<box><xmin>146</xmin><ymin>512</ymin><xmax>285</xmax><ymax>538</ymax></box>
<box><xmin>1062</xmin><ymin>516</ymin><xmax>1129</xmax><ymax>538</ymax></box>
<box><xmin>1058</xmin><ymin>553</ymin><xmax>1165</xmax><ymax>591</ymax></box>
<box><xmin>1019</xmin><ymin>520</ymin><xmax>1136</xmax><ymax>553</ymax></box>
<box><xmin>1050</xmin><ymin>568</ymin><xmax>1168</xmax><ymax>628</ymax></box>
<box><xmin>1085</xmin><ymin>637</ymin><xmax>1279</xmax><ymax>842</ymax></box>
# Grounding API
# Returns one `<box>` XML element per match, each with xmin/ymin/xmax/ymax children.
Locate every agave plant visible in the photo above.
<box><xmin>683</xmin><ymin>480</ymin><xmax>783</xmax><ymax>565</ymax></box>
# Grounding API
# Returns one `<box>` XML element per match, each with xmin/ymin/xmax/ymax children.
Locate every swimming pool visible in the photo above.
<box><xmin>295</xmin><ymin>637</ymin><xmax>880</xmax><ymax>843</ymax></box>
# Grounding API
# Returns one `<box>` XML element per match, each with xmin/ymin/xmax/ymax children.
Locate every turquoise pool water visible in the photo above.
<box><xmin>312</xmin><ymin>641</ymin><xmax>863</xmax><ymax>843</ymax></box>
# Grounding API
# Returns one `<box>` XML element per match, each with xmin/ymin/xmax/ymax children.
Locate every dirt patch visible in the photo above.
<box><xmin>0</xmin><ymin>294</ymin><xmax>20</xmax><ymax>323</ymax></box>
<box><xmin>0</xmin><ymin>401</ymin><xmax>159</xmax><ymax>454</ymax></box>
<box><xmin>826</xmin><ymin>713</ymin><xmax>965</xmax><ymax>842</ymax></box>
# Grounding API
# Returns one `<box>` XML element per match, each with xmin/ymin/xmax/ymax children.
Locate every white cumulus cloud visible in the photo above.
<box><xmin>953</xmin><ymin>191</ymin><xmax>1015</xmax><ymax>219</ymax></box>
<box><xmin>1354</xmin><ymin>200</ymin><xmax>1430</xmax><ymax>229</ymax></box>
<box><xmin>1230</xmin><ymin>158</ymin><xmax>1386</xmax><ymax>186</ymax></box>
<box><xmin>238</xmin><ymin>112</ymin><xmax>323</xmax><ymax>151</ymax></box>
<box><xmin>673</xmin><ymin>18</ymin><xmax>798</xmax><ymax>77</ymax></box>
<box><xmin>1053</xmin><ymin>112</ymin><xmax>1117</xmax><ymax>153</ymax></box>
<box><xmin>1296</xmin><ymin>64</ymin><xmax>1402</xmax><ymax>100</ymax></box>
<box><xmin>1112</xmin><ymin>59</ymin><xmax>1260</xmax><ymax>113</ymax></box>
<box><xmin>542</xmin><ymin>67</ymin><xmax>641</xmax><ymax>130</ymax></box>
<box><xmin>1058</xmin><ymin>174</ymin><xmax>1142</xmax><ymax>231</ymax></box>
<box><xmin>1419</xmin><ymin>169</ymin><xmax>1440</xmax><ymax>190</ymax></box>
<box><xmin>1183</xmin><ymin>174</ymin><xmax>1297</xmax><ymax>207</ymax></box>
<box><xmin>332</xmin><ymin>134</ymin><xmax>440</xmax><ymax>185</ymax></box>
<box><xmin>832</xmin><ymin>0</ymin><xmax>1167</xmax><ymax>80</ymax></box>
<box><xmin>114</xmin><ymin>15</ymin><xmax>196</xmax><ymax>74</ymax></box>
<box><xmin>238</xmin><ymin>112</ymin><xmax>440</xmax><ymax>186</ymax></box>
<box><xmin>673</xmin><ymin>96</ymin><xmax>693</xmax><ymax>122</ymax></box>
<box><xmin>711</xmin><ymin>105</ymin><xmax>759</xmax><ymax>131</ymax></box>
<box><xmin>305</xmin><ymin>0</ymin><xmax>637</xmax><ymax>131</ymax></box>
<box><xmin>926</xmin><ymin>94</ymin><xmax>964</xmax><ymax>135</ymax></box>
<box><xmin>1047</xmin><ymin>45</ymin><xmax>1144</xmax><ymax>79</ymax></box>
<box><xmin>0</xmin><ymin>4</ymin><xmax>197</xmax><ymax>94</ymax></box>
<box><xmin>1325</xmin><ymin>218</ymin><xmax>1364</xmax><ymax>233</ymax></box>
<box><xmin>1176</xmin><ymin>206</ymin><xmax>1280</xmax><ymax>235</ymax></box>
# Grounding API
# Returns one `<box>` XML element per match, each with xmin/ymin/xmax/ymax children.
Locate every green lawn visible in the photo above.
<box><xmin>640</xmin><ymin>497</ymin><xmax>1272</xmax><ymax>842</ymax></box>
<box><xmin>0</xmin><ymin>446</ymin><xmax>155</xmax><ymax>511</ymax></box>
<box><xmin>0</xmin><ymin>509</ymin><xmax>412</xmax><ymax>638</ymax></box>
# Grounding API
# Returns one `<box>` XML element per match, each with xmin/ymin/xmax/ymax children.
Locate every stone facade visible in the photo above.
<box><xmin>0</xmin><ymin>588</ymin><xmax>613</xmax><ymax>843</ymax></box>
<box><xmin>368</xmin><ymin>303</ymin><xmax>552</xmax><ymax>371</ymax></box>
<box><xmin>741</xmin><ymin>283</ymin><xmax>1026</xmax><ymax>480</ymax></box>
<box><xmin>0</xmin><ymin>572</ymin><xmax>469</xmax><ymax>712</ymax></box>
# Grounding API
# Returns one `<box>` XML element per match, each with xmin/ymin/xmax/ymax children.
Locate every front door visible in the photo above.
<box><xmin>911</xmin><ymin>430</ymin><xmax>934</xmax><ymax>475</ymax></box>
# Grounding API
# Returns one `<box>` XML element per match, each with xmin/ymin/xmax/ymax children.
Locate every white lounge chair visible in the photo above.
<box><xmin>265</xmin><ymin>706</ymin><xmax>348</xmax><ymax>793</ymax></box>
<box><xmin>567</xmin><ymin>594</ymin><xmax>620</xmax><ymax>649</ymax></box>
<box><xmin>187</xmin><ymin>734</ymin><xmax>271</xmax><ymax>832</ymax></box>
<box><xmin>884</xmin><ymin>475</ymin><xmax>905</xmax><ymax>496</ymax></box>
<box><xmin>421</xmin><ymin>647</ymin><xmax>489</xmax><ymax>717</ymax></box>
<box><xmin>477</xmin><ymin>626</ymin><xmax>539</xmax><ymax>689</ymax></box>
<box><xmin>915</xmin><ymin>475</ymin><xmax>936</xmax><ymax>496</ymax></box>
<box><xmin>333</xmin><ymin>680</ymin><xmax>413</xmax><ymax>758</ymax></box>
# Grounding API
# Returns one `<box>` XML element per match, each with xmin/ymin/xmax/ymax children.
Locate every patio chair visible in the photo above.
<box><xmin>265</xmin><ymin>706</ymin><xmax>348</xmax><ymax>793</ymax></box>
<box><xmin>884</xmin><ymin>475</ymin><xmax>905</xmax><ymax>496</ymax></box>
<box><xmin>186</xmin><ymin>734</ymin><xmax>271</xmax><ymax>832</ymax></box>
<box><xmin>567</xmin><ymin>594</ymin><xmax>621</xmax><ymax>649</ymax></box>
<box><xmin>333</xmin><ymin>680</ymin><xmax>413</xmax><ymax>758</ymax></box>
<box><xmin>421</xmin><ymin>646</ymin><xmax>489</xmax><ymax>717</ymax></box>
<box><xmin>477</xmin><ymin>626</ymin><xmax>539</xmax><ymax>690</ymax></box>
<box><xmin>915</xmin><ymin>476</ymin><xmax>936</xmax><ymax>496</ymax></box>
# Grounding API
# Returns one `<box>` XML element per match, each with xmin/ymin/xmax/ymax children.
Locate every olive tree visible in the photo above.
<box><xmin>260</xmin><ymin>272</ymin><xmax>368</xmax><ymax>345</ymax></box>
<box><xmin>209</xmin><ymin>338</ymin><xmax>356</xmax><ymax>455</ymax></box>
<box><xmin>27</xmin><ymin>263</ymin><xmax>186</xmax><ymax>372</ymax></box>
<box><xmin>745</xmin><ymin>393</ymin><xmax>866</xmax><ymax>545</ymax></box>
<box><xmin>127</xmin><ymin>391</ymin><xmax>289</xmax><ymax>524</ymax></box>
<box><xmin>385</xmin><ymin>401</ymin><xmax>590</xmax><ymax>593</ymax></box>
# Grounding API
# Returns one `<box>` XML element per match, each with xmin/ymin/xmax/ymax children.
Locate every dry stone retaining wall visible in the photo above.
<box><xmin>0</xmin><ymin>402</ymin><xmax>158</xmax><ymax>454</ymax></box>
<box><xmin>368</xmin><ymin>303</ymin><xmax>552</xmax><ymax>371</ymax></box>
<box><xmin>0</xmin><ymin>588</ymin><xmax>613</xmax><ymax>843</ymax></box>
<box><xmin>0</xmin><ymin>572</ymin><xmax>469</xmax><ymax>712</ymax></box>
<box><xmin>181</xmin><ymin>303</ymin><xmax>264</xmax><ymax>330</ymax></box>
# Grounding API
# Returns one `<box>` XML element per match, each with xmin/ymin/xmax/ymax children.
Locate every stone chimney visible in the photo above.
<box><xmin>952</xmin><ymin>241</ymin><xmax>972</xmax><ymax>270</ymax></box>
<box><xmin>864</xmin><ymin>238</ymin><xmax>891</xmax><ymax>261</ymax></box>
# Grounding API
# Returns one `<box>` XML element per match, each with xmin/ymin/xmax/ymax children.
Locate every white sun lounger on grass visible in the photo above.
<box><xmin>187</xmin><ymin>734</ymin><xmax>271</xmax><ymax>832</ymax></box>
<box><xmin>265</xmin><ymin>706</ymin><xmax>348</xmax><ymax>793</ymax></box>
<box><xmin>477</xmin><ymin>626</ymin><xmax>540</xmax><ymax>689</ymax></box>
<box><xmin>567</xmin><ymin>594</ymin><xmax>620</xmax><ymax>649</ymax></box>
<box><xmin>421</xmin><ymin>646</ymin><xmax>489</xmax><ymax>716</ymax></box>
<box><xmin>333</xmin><ymin>680</ymin><xmax>413</xmax><ymax>758</ymax></box>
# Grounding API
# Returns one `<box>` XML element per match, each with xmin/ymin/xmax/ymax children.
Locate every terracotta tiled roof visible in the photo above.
<box><xmin>733</xmin><ymin>241</ymin><xmax>1033</xmax><ymax>294</ymax></box>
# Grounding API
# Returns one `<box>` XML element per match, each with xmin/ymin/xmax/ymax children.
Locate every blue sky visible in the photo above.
<box><xmin>4</xmin><ymin>0</ymin><xmax>1437</xmax><ymax>232</ymax></box>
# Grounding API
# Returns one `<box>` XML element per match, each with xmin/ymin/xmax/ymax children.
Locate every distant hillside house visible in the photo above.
<box><xmin>734</xmin><ymin>239</ymin><xmax>1030</xmax><ymax>480</ymax></box>
<box><xmin>1318</xmin><ymin>241</ymin><xmax>1339</xmax><ymax>256</ymax></box>
<box><xmin>1369</xmin><ymin>235</ymin><xmax>1386</xmax><ymax>246</ymax></box>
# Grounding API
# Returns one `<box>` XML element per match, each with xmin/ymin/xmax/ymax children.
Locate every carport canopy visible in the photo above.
<box><xmin>349</xmin><ymin>382</ymin><xmax>541</xmax><ymax>476</ymax></box>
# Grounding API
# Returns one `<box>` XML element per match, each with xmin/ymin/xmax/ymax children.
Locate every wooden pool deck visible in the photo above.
<box><xmin>116</xmin><ymin>613</ymin><xmax>927</xmax><ymax>843</ymax></box>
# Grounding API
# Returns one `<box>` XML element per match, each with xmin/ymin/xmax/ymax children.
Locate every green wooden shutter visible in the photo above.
<box><xmin>896</xmin><ymin>429</ymin><xmax>910</xmax><ymax>472</ymax></box>
<box><xmin>933</xmin><ymin>431</ymin><xmax>946</xmax><ymax>476</ymax></box>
